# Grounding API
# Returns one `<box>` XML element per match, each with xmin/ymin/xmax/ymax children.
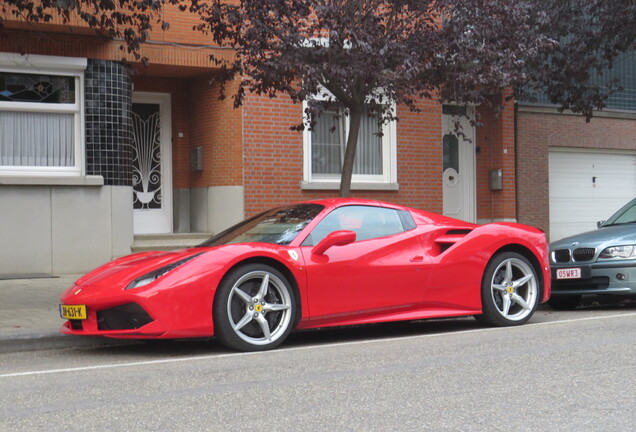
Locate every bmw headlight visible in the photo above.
<box><xmin>598</xmin><ymin>245</ymin><xmax>636</xmax><ymax>260</ymax></box>
<box><xmin>126</xmin><ymin>253</ymin><xmax>203</xmax><ymax>290</ymax></box>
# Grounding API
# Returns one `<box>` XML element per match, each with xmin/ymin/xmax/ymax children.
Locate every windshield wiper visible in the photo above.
<box><xmin>604</xmin><ymin>221</ymin><xmax>636</xmax><ymax>227</ymax></box>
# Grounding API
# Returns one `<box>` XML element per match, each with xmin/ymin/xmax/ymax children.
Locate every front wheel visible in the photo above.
<box><xmin>475</xmin><ymin>252</ymin><xmax>540</xmax><ymax>326</ymax></box>
<box><xmin>214</xmin><ymin>264</ymin><xmax>297</xmax><ymax>351</ymax></box>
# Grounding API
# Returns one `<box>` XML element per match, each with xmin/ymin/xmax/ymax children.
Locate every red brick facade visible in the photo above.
<box><xmin>241</xmin><ymin>94</ymin><xmax>451</xmax><ymax>216</ymax></box>
<box><xmin>241</xmin><ymin>92</ymin><xmax>517</xmax><ymax>219</ymax></box>
<box><xmin>1</xmin><ymin>7</ymin><xmax>520</xmax><ymax>228</ymax></box>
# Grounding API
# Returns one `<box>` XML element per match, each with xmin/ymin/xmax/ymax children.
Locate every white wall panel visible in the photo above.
<box><xmin>0</xmin><ymin>186</ymin><xmax>52</xmax><ymax>273</ymax></box>
<box><xmin>51</xmin><ymin>187</ymin><xmax>112</xmax><ymax>273</ymax></box>
<box><xmin>0</xmin><ymin>185</ymin><xmax>133</xmax><ymax>275</ymax></box>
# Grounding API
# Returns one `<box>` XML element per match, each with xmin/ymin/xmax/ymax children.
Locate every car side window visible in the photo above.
<box><xmin>302</xmin><ymin>205</ymin><xmax>408</xmax><ymax>246</ymax></box>
<box><xmin>612</xmin><ymin>203</ymin><xmax>636</xmax><ymax>224</ymax></box>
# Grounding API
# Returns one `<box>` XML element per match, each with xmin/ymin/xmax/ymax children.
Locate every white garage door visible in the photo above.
<box><xmin>549</xmin><ymin>149</ymin><xmax>636</xmax><ymax>241</ymax></box>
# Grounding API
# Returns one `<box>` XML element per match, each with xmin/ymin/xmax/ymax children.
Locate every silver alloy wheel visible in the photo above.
<box><xmin>489</xmin><ymin>257</ymin><xmax>538</xmax><ymax>322</ymax></box>
<box><xmin>226</xmin><ymin>270</ymin><xmax>293</xmax><ymax>346</ymax></box>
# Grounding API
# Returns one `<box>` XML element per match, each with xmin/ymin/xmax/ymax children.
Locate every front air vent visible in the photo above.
<box><xmin>440</xmin><ymin>244</ymin><xmax>452</xmax><ymax>253</ymax></box>
<box><xmin>97</xmin><ymin>303</ymin><xmax>154</xmax><ymax>330</ymax></box>
<box><xmin>573</xmin><ymin>248</ymin><xmax>596</xmax><ymax>262</ymax></box>
<box><xmin>433</xmin><ymin>229</ymin><xmax>472</xmax><ymax>255</ymax></box>
<box><xmin>553</xmin><ymin>249</ymin><xmax>571</xmax><ymax>263</ymax></box>
<box><xmin>444</xmin><ymin>229</ymin><xmax>473</xmax><ymax>235</ymax></box>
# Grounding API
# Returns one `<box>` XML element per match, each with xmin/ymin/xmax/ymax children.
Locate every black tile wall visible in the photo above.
<box><xmin>84</xmin><ymin>60</ymin><xmax>133</xmax><ymax>186</ymax></box>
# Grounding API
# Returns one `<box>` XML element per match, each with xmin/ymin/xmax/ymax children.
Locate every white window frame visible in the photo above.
<box><xmin>0</xmin><ymin>53</ymin><xmax>87</xmax><ymax>177</ymax></box>
<box><xmin>301</xmin><ymin>95</ymin><xmax>398</xmax><ymax>191</ymax></box>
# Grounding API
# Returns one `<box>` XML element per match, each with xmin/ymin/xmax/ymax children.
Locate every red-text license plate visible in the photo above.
<box><xmin>556</xmin><ymin>268</ymin><xmax>581</xmax><ymax>280</ymax></box>
<box><xmin>59</xmin><ymin>304</ymin><xmax>87</xmax><ymax>320</ymax></box>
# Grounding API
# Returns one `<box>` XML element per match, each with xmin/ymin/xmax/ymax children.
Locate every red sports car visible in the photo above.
<box><xmin>60</xmin><ymin>198</ymin><xmax>551</xmax><ymax>351</ymax></box>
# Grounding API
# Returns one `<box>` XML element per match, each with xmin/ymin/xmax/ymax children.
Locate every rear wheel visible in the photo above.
<box><xmin>214</xmin><ymin>263</ymin><xmax>296</xmax><ymax>351</ymax></box>
<box><xmin>548</xmin><ymin>295</ymin><xmax>581</xmax><ymax>310</ymax></box>
<box><xmin>475</xmin><ymin>252</ymin><xmax>540</xmax><ymax>326</ymax></box>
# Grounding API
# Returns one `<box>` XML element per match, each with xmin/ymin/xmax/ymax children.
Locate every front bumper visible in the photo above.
<box><xmin>59</xmin><ymin>279</ymin><xmax>217</xmax><ymax>339</ymax></box>
<box><xmin>60</xmin><ymin>302</ymin><xmax>169</xmax><ymax>338</ymax></box>
<box><xmin>551</xmin><ymin>261</ymin><xmax>636</xmax><ymax>296</ymax></box>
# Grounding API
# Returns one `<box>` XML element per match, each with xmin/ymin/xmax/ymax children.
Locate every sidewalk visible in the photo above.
<box><xmin>0</xmin><ymin>274</ymin><xmax>126</xmax><ymax>353</ymax></box>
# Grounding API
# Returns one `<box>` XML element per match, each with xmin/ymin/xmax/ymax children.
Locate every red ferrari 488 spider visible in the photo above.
<box><xmin>60</xmin><ymin>198</ymin><xmax>550</xmax><ymax>351</ymax></box>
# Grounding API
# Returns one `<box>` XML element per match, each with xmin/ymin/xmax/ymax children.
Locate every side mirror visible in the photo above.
<box><xmin>597</xmin><ymin>220</ymin><xmax>606</xmax><ymax>228</ymax></box>
<box><xmin>312</xmin><ymin>230</ymin><xmax>356</xmax><ymax>255</ymax></box>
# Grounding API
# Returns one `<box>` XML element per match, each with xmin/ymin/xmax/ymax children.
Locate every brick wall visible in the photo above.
<box><xmin>189</xmin><ymin>76</ymin><xmax>243</xmax><ymax>189</ymax></box>
<box><xmin>242</xmin><ymin>92</ymin><xmax>518</xmax><ymax>219</ymax></box>
<box><xmin>1</xmin><ymin>28</ymin><xmax>223</xmax><ymax>67</ymax></box>
<box><xmin>1</xmin><ymin>7</ymin><xmax>233</xmax><ymax>67</ymax></box>
<box><xmin>241</xmin><ymin>93</ymin><xmax>445</xmax><ymax>217</ymax></box>
<box><xmin>242</xmin><ymin>94</ymin><xmax>308</xmax><ymax>213</ymax></box>
<box><xmin>517</xmin><ymin>109</ymin><xmax>636</xmax><ymax>234</ymax></box>
<box><xmin>1</xmin><ymin>20</ymin><xmax>519</xmax><ymax>226</ymax></box>
<box><xmin>476</xmin><ymin>96</ymin><xmax>517</xmax><ymax>222</ymax></box>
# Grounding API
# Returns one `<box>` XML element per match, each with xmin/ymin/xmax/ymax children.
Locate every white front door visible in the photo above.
<box><xmin>132</xmin><ymin>92</ymin><xmax>173</xmax><ymax>234</ymax></box>
<box><xmin>442</xmin><ymin>105</ymin><xmax>475</xmax><ymax>222</ymax></box>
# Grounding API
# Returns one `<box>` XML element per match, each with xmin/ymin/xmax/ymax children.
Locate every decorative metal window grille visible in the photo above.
<box><xmin>132</xmin><ymin>103</ymin><xmax>162</xmax><ymax>210</ymax></box>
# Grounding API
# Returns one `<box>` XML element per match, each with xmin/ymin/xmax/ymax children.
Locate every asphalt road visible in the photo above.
<box><xmin>2</xmin><ymin>305</ymin><xmax>636</xmax><ymax>432</ymax></box>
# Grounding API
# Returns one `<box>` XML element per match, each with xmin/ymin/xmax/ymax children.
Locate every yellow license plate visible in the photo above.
<box><xmin>59</xmin><ymin>304</ymin><xmax>88</xmax><ymax>320</ymax></box>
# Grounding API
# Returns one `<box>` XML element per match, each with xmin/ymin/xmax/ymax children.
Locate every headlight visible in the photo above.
<box><xmin>598</xmin><ymin>245</ymin><xmax>636</xmax><ymax>260</ymax></box>
<box><xmin>126</xmin><ymin>253</ymin><xmax>204</xmax><ymax>290</ymax></box>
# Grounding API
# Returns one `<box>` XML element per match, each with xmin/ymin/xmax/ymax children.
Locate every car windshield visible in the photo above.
<box><xmin>603</xmin><ymin>198</ymin><xmax>636</xmax><ymax>226</ymax></box>
<box><xmin>198</xmin><ymin>203</ymin><xmax>324</xmax><ymax>247</ymax></box>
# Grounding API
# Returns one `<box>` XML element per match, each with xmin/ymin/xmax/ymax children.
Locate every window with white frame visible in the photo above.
<box><xmin>303</xmin><ymin>101</ymin><xmax>397</xmax><ymax>188</ymax></box>
<box><xmin>0</xmin><ymin>54</ymin><xmax>86</xmax><ymax>176</ymax></box>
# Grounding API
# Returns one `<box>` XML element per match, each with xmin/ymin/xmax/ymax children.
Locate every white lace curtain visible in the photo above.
<box><xmin>0</xmin><ymin>111</ymin><xmax>74</xmax><ymax>167</ymax></box>
<box><xmin>311</xmin><ymin>108</ymin><xmax>383</xmax><ymax>176</ymax></box>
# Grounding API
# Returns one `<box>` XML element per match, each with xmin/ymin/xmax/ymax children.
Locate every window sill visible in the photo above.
<box><xmin>301</xmin><ymin>181</ymin><xmax>399</xmax><ymax>191</ymax></box>
<box><xmin>0</xmin><ymin>175</ymin><xmax>104</xmax><ymax>186</ymax></box>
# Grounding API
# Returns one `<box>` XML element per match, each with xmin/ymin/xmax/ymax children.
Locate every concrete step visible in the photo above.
<box><xmin>131</xmin><ymin>233</ymin><xmax>213</xmax><ymax>253</ymax></box>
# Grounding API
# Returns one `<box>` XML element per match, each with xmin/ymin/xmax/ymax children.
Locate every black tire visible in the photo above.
<box><xmin>548</xmin><ymin>295</ymin><xmax>581</xmax><ymax>310</ymax></box>
<box><xmin>214</xmin><ymin>263</ymin><xmax>297</xmax><ymax>351</ymax></box>
<box><xmin>475</xmin><ymin>252</ymin><xmax>540</xmax><ymax>327</ymax></box>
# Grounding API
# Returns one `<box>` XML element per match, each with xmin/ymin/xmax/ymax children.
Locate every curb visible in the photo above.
<box><xmin>0</xmin><ymin>331</ymin><xmax>134</xmax><ymax>354</ymax></box>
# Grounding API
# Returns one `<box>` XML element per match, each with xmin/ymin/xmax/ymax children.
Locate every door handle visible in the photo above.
<box><xmin>410</xmin><ymin>256</ymin><xmax>424</xmax><ymax>263</ymax></box>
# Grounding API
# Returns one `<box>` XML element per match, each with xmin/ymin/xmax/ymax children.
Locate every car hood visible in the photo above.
<box><xmin>550</xmin><ymin>224</ymin><xmax>636</xmax><ymax>250</ymax></box>
<box><xmin>74</xmin><ymin>249</ymin><xmax>206</xmax><ymax>288</ymax></box>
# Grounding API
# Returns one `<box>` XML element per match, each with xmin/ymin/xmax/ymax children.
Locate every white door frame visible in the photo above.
<box><xmin>442</xmin><ymin>107</ymin><xmax>476</xmax><ymax>223</ymax></box>
<box><xmin>132</xmin><ymin>92</ymin><xmax>173</xmax><ymax>234</ymax></box>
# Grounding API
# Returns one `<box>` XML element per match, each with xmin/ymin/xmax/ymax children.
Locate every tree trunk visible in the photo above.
<box><xmin>339</xmin><ymin>107</ymin><xmax>363</xmax><ymax>197</ymax></box>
